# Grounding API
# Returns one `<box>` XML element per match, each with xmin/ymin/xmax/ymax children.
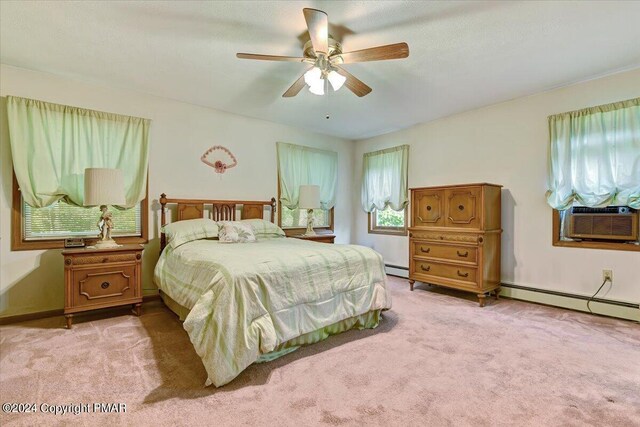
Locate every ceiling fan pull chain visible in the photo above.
<box><xmin>325</xmin><ymin>78</ymin><xmax>330</xmax><ymax>120</ymax></box>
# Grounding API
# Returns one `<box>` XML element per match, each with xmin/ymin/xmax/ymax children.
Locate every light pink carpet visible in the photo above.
<box><xmin>1</xmin><ymin>277</ymin><xmax>639</xmax><ymax>426</ymax></box>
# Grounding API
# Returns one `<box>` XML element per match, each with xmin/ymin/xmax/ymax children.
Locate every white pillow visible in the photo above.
<box><xmin>162</xmin><ymin>218</ymin><xmax>218</xmax><ymax>249</ymax></box>
<box><xmin>218</xmin><ymin>221</ymin><xmax>257</xmax><ymax>243</ymax></box>
<box><xmin>241</xmin><ymin>219</ymin><xmax>286</xmax><ymax>239</ymax></box>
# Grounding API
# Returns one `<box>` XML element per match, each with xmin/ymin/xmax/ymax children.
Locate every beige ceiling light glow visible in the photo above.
<box><xmin>237</xmin><ymin>8</ymin><xmax>409</xmax><ymax>98</ymax></box>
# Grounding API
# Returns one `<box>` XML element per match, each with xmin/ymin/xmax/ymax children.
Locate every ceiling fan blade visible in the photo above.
<box><xmin>335</xmin><ymin>42</ymin><xmax>409</xmax><ymax>64</ymax></box>
<box><xmin>335</xmin><ymin>67</ymin><xmax>372</xmax><ymax>97</ymax></box>
<box><xmin>282</xmin><ymin>68</ymin><xmax>312</xmax><ymax>97</ymax></box>
<box><xmin>237</xmin><ymin>53</ymin><xmax>307</xmax><ymax>62</ymax></box>
<box><xmin>303</xmin><ymin>8</ymin><xmax>329</xmax><ymax>54</ymax></box>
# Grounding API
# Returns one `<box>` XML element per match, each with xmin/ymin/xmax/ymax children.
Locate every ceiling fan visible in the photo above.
<box><xmin>236</xmin><ymin>8</ymin><xmax>409</xmax><ymax>98</ymax></box>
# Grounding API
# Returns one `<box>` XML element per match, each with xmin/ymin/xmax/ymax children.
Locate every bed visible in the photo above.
<box><xmin>153</xmin><ymin>194</ymin><xmax>392</xmax><ymax>387</ymax></box>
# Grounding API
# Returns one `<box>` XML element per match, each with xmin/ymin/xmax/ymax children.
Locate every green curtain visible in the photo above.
<box><xmin>546</xmin><ymin>98</ymin><xmax>640</xmax><ymax>210</ymax></box>
<box><xmin>277</xmin><ymin>142</ymin><xmax>337</xmax><ymax>210</ymax></box>
<box><xmin>7</xmin><ymin>96</ymin><xmax>150</xmax><ymax>208</ymax></box>
<box><xmin>361</xmin><ymin>144</ymin><xmax>409</xmax><ymax>213</ymax></box>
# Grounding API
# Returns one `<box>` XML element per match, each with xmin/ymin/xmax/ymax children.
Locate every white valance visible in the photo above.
<box><xmin>7</xmin><ymin>96</ymin><xmax>150</xmax><ymax>209</ymax></box>
<box><xmin>546</xmin><ymin>98</ymin><xmax>640</xmax><ymax>210</ymax></box>
<box><xmin>361</xmin><ymin>144</ymin><xmax>409</xmax><ymax>213</ymax></box>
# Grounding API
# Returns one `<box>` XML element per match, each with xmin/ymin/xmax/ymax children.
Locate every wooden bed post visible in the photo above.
<box><xmin>160</xmin><ymin>193</ymin><xmax>167</xmax><ymax>254</ymax></box>
<box><xmin>270</xmin><ymin>197</ymin><xmax>276</xmax><ymax>223</ymax></box>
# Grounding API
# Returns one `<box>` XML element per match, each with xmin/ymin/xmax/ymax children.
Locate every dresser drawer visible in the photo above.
<box><xmin>413</xmin><ymin>259</ymin><xmax>478</xmax><ymax>286</ymax></box>
<box><xmin>410</xmin><ymin>230</ymin><xmax>481</xmax><ymax>245</ymax></box>
<box><xmin>413</xmin><ymin>241</ymin><xmax>478</xmax><ymax>265</ymax></box>
<box><xmin>71</xmin><ymin>265</ymin><xmax>138</xmax><ymax>308</ymax></box>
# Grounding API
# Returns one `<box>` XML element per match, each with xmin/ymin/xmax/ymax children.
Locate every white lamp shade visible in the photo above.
<box><xmin>298</xmin><ymin>185</ymin><xmax>321</xmax><ymax>209</ymax></box>
<box><xmin>304</xmin><ymin>67</ymin><xmax>322</xmax><ymax>86</ymax></box>
<box><xmin>327</xmin><ymin>70</ymin><xmax>346</xmax><ymax>91</ymax></box>
<box><xmin>84</xmin><ymin>168</ymin><xmax>126</xmax><ymax>206</ymax></box>
<box><xmin>308</xmin><ymin>79</ymin><xmax>325</xmax><ymax>96</ymax></box>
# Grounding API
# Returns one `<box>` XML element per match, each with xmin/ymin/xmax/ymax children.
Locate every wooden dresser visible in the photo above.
<box><xmin>62</xmin><ymin>244</ymin><xmax>144</xmax><ymax>328</ymax></box>
<box><xmin>408</xmin><ymin>183</ymin><xmax>502</xmax><ymax>307</ymax></box>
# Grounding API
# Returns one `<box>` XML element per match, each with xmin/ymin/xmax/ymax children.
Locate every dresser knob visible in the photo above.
<box><xmin>101</xmin><ymin>282</ymin><xmax>110</xmax><ymax>289</ymax></box>
<box><xmin>457</xmin><ymin>250</ymin><xmax>469</xmax><ymax>258</ymax></box>
<box><xmin>420</xmin><ymin>265</ymin><xmax>431</xmax><ymax>272</ymax></box>
<box><xmin>457</xmin><ymin>270</ymin><xmax>469</xmax><ymax>278</ymax></box>
<box><xmin>458</xmin><ymin>205</ymin><xmax>465</xmax><ymax>211</ymax></box>
<box><xmin>426</xmin><ymin>205</ymin><xmax>432</xmax><ymax>211</ymax></box>
<box><xmin>420</xmin><ymin>247</ymin><xmax>431</xmax><ymax>254</ymax></box>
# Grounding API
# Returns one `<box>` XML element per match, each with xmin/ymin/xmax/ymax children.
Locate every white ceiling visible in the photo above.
<box><xmin>1</xmin><ymin>1</ymin><xmax>639</xmax><ymax>140</ymax></box>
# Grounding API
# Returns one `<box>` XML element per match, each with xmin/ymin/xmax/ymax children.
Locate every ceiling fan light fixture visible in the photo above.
<box><xmin>308</xmin><ymin>79</ymin><xmax>325</xmax><ymax>95</ymax></box>
<box><xmin>237</xmin><ymin>8</ymin><xmax>408</xmax><ymax>98</ymax></box>
<box><xmin>327</xmin><ymin>70</ymin><xmax>346</xmax><ymax>91</ymax></box>
<box><xmin>304</xmin><ymin>67</ymin><xmax>322</xmax><ymax>86</ymax></box>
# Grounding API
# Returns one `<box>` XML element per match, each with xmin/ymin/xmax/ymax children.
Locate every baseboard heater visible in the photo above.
<box><xmin>384</xmin><ymin>264</ymin><xmax>638</xmax><ymax>310</ymax></box>
<box><xmin>385</xmin><ymin>264</ymin><xmax>408</xmax><ymax>271</ymax></box>
<box><xmin>501</xmin><ymin>283</ymin><xmax>639</xmax><ymax>309</ymax></box>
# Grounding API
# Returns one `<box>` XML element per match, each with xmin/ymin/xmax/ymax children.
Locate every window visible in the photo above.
<box><xmin>23</xmin><ymin>200</ymin><xmax>142</xmax><ymax>240</ymax></box>
<box><xmin>12</xmin><ymin>175</ymin><xmax>148</xmax><ymax>250</ymax></box>
<box><xmin>7</xmin><ymin>96</ymin><xmax>150</xmax><ymax>250</ymax></box>
<box><xmin>280</xmin><ymin>206</ymin><xmax>331</xmax><ymax>229</ymax></box>
<box><xmin>276</xmin><ymin>142</ymin><xmax>337</xmax><ymax>235</ymax></box>
<box><xmin>361</xmin><ymin>145</ymin><xmax>409</xmax><ymax>235</ymax></box>
<box><xmin>368</xmin><ymin>206</ymin><xmax>407</xmax><ymax>235</ymax></box>
<box><xmin>547</xmin><ymin>98</ymin><xmax>640</xmax><ymax>251</ymax></box>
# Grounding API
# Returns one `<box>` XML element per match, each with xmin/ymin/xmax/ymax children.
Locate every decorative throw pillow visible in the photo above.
<box><xmin>162</xmin><ymin>218</ymin><xmax>218</xmax><ymax>249</ymax></box>
<box><xmin>241</xmin><ymin>219</ymin><xmax>286</xmax><ymax>240</ymax></box>
<box><xmin>218</xmin><ymin>221</ymin><xmax>257</xmax><ymax>243</ymax></box>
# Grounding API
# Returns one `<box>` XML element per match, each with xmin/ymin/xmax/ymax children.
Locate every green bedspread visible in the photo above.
<box><xmin>154</xmin><ymin>238</ymin><xmax>391</xmax><ymax>387</ymax></box>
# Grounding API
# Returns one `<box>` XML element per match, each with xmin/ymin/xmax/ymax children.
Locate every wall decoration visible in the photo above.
<box><xmin>201</xmin><ymin>145</ymin><xmax>238</xmax><ymax>174</ymax></box>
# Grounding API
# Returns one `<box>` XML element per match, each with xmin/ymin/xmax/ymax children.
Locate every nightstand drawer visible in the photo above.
<box><xmin>68</xmin><ymin>252</ymin><xmax>140</xmax><ymax>266</ymax></box>
<box><xmin>71</xmin><ymin>265</ymin><xmax>138</xmax><ymax>308</ymax></box>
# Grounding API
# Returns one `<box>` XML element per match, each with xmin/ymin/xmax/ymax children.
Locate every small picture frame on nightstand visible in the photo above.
<box><xmin>64</xmin><ymin>238</ymin><xmax>85</xmax><ymax>248</ymax></box>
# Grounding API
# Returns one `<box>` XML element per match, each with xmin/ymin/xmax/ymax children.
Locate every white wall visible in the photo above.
<box><xmin>0</xmin><ymin>64</ymin><xmax>354</xmax><ymax>318</ymax></box>
<box><xmin>1</xmin><ymin>64</ymin><xmax>638</xmax><ymax>319</ymax></box>
<box><xmin>353</xmin><ymin>68</ymin><xmax>640</xmax><ymax>305</ymax></box>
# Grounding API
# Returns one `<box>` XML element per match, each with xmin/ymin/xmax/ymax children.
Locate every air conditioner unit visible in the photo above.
<box><xmin>568</xmin><ymin>206</ymin><xmax>638</xmax><ymax>241</ymax></box>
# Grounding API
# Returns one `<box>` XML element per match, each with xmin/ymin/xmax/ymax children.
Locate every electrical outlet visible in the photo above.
<box><xmin>602</xmin><ymin>269</ymin><xmax>613</xmax><ymax>283</ymax></box>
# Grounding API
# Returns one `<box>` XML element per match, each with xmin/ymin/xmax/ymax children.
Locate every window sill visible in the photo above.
<box><xmin>368</xmin><ymin>228</ymin><xmax>408</xmax><ymax>236</ymax></box>
<box><xmin>552</xmin><ymin>239</ymin><xmax>640</xmax><ymax>252</ymax></box>
<box><xmin>12</xmin><ymin>236</ymin><xmax>148</xmax><ymax>251</ymax></box>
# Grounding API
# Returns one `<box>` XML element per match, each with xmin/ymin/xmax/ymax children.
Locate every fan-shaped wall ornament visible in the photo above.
<box><xmin>201</xmin><ymin>145</ymin><xmax>238</xmax><ymax>174</ymax></box>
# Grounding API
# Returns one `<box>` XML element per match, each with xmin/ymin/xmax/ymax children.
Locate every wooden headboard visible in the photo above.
<box><xmin>159</xmin><ymin>193</ymin><xmax>276</xmax><ymax>253</ymax></box>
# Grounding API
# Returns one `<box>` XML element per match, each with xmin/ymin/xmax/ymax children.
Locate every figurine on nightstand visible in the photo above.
<box><xmin>95</xmin><ymin>205</ymin><xmax>117</xmax><ymax>248</ymax></box>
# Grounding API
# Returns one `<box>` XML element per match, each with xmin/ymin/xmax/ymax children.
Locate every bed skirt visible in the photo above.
<box><xmin>159</xmin><ymin>290</ymin><xmax>383</xmax><ymax>363</ymax></box>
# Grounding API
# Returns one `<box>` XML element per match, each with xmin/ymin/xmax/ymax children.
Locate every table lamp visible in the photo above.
<box><xmin>84</xmin><ymin>168</ymin><xmax>126</xmax><ymax>248</ymax></box>
<box><xmin>299</xmin><ymin>185</ymin><xmax>320</xmax><ymax>236</ymax></box>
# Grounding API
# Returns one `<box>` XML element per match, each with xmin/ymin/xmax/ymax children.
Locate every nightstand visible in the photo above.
<box><xmin>290</xmin><ymin>234</ymin><xmax>335</xmax><ymax>244</ymax></box>
<box><xmin>62</xmin><ymin>244</ymin><xmax>144</xmax><ymax>329</ymax></box>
